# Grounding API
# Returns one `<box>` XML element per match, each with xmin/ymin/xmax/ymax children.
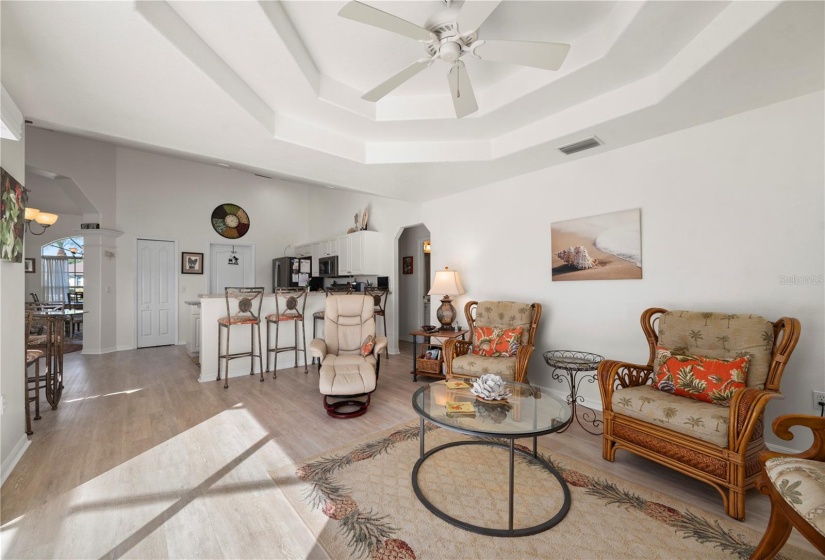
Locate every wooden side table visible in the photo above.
<box><xmin>409</xmin><ymin>329</ymin><xmax>468</xmax><ymax>382</ymax></box>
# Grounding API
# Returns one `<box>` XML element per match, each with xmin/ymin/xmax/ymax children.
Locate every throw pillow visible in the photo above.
<box><xmin>361</xmin><ymin>335</ymin><xmax>375</xmax><ymax>357</ymax></box>
<box><xmin>653</xmin><ymin>345</ymin><xmax>750</xmax><ymax>406</ymax></box>
<box><xmin>472</xmin><ymin>326</ymin><xmax>524</xmax><ymax>357</ymax></box>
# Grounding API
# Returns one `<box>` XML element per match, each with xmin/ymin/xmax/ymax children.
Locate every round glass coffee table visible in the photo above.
<box><xmin>411</xmin><ymin>380</ymin><xmax>572</xmax><ymax>537</ymax></box>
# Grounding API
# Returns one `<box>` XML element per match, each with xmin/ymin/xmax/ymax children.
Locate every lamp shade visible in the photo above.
<box><xmin>24</xmin><ymin>207</ymin><xmax>40</xmax><ymax>221</ymax></box>
<box><xmin>428</xmin><ymin>267</ymin><xmax>465</xmax><ymax>296</ymax></box>
<box><xmin>35</xmin><ymin>212</ymin><xmax>58</xmax><ymax>226</ymax></box>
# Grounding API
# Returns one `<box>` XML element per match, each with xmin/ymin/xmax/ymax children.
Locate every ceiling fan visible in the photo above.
<box><xmin>338</xmin><ymin>0</ymin><xmax>570</xmax><ymax>118</ymax></box>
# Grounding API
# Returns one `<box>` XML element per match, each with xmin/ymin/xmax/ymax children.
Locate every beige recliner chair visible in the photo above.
<box><xmin>309</xmin><ymin>295</ymin><xmax>387</xmax><ymax>418</ymax></box>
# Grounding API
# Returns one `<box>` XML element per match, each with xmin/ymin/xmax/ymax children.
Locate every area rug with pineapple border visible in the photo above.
<box><xmin>269</xmin><ymin>422</ymin><xmax>817</xmax><ymax>560</ymax></box>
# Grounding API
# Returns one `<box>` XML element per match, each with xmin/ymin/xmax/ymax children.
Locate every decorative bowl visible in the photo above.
<box><xmin>420</xmin><ymin>325</ymin><xmax>438</xmax><ymax>333</ymax></box>
<box><xmin>470</xmin><ymin>374</ymin><xmax>511</xmax><ymax>402</ymax></box>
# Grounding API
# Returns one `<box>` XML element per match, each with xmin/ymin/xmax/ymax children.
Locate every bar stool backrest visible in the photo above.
<box><xmin>223</xmin><ymin>287</ymin><xmax>265</xmax><ymax>322</ymax></box>
<box><xmin>326</xmin><ymin>285</ymin><xmax>352</xmax><ymax>296</ymax></box>
<box><xmin>274</xmin><ymin>288</ymin><xmax>308</xmax><ymax>321</ymax></box>
<box><xmin>365</xmin><ymin>288</ymin><xmax>389</xmax><ymax>314</ymax></box>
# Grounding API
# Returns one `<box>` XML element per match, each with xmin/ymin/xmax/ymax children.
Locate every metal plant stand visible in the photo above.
<box><xmin>543</xmin><ymin>350</ymin><xmax>605</xmax><ymax>435</ymax></box>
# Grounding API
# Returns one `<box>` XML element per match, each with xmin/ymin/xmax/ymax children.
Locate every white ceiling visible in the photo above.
<box><xmin>1</xmin><ymin>1</ymin><xmax>822</xmax><ymax>203</ymax></box>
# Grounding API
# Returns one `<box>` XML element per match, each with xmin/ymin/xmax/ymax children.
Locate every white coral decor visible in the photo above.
<box><xmin>471</xmin><ymin>374</ymin><xmax>512</xmax><ymax>401</ymax></box>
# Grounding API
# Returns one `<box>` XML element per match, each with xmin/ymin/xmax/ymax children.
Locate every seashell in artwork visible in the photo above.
<box><xmin>556</xmin><ymin>245</ymin><xmax>597</xmax><ymax>270</ymax></box>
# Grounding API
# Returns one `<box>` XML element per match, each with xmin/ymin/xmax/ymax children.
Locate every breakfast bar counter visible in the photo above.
<box><xmin>198</xmin><ymin>291</ymin><xmax>327</xmax><ymax>383</ymax></box>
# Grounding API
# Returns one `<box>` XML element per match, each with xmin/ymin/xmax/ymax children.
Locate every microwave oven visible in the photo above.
<box><xmin>319</xmin><ymin>255</ymin><xmax>338</xmax><ymax>277</ymax></box>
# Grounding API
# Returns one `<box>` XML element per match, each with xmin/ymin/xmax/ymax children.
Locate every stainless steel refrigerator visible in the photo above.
<box><xmin>272</xmin><ymin>257</ymin><xmax>312</xmax><ymax>289</ymax></box>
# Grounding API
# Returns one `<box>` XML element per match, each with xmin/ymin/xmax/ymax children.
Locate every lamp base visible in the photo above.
<box><xmin>436</xmin><ymin>296</ymin><xmax>456</xmax><ymax>329</ymax></box>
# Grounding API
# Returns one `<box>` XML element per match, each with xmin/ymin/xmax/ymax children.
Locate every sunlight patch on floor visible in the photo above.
<box><xmin>62</xmin><ymin>388</ymin><xmax>143</xmax><ymax>403</ymax></box>
<box><xmin>0</xmin><ymin>405</ymin><xmax>320</xmax><ymax>559</ymax></box>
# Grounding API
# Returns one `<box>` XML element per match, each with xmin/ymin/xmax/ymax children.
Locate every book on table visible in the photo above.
<box><xmin>445</xmin><ymin>381</ymin><xmax>471</xmax><ymax>389</ymax></box>
<box><xmin>445</xmin><ymin>401</ymin><xmax>475</xmax><ymax>414</ymax></box>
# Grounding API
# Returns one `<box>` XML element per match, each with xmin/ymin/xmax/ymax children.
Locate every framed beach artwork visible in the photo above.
<box><xmin>551</xmin><ymin>208</ymin><xmax>642</xmax><ymax>281</ymax></box>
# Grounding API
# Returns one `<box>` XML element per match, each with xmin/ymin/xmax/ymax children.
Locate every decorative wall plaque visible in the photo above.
<box><xmin>211</xmin><ymin>203</ymin><xmax>249</xmax><ymax>239</ymax></box>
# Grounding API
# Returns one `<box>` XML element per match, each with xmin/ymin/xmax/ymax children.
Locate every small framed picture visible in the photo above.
<box><xmin>181</xmin><ymin>252</ymin><xmax>204</xmax><ymax>274</ymax></box>
<box><xmin>402</xmin><ymin>256</ymin><xmax>413</xmax><ymax>274</ymax></box>
<box><xmin>24</xmin><ymin>258</ymin><xmax>35</xmax><ymax>273</ymax></box>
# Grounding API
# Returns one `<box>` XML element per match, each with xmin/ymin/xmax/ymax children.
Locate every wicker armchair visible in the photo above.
<box><xmin>598</xmin><ymin>308</ymin><xmax>800</xmax><ymax>520</ymax></box>
<box><xmin>444</xmin><ymin>301</ymin><xmax>541</xmax><ymax>384</ymax></box>
<box><xmin>751</xmin><ymin>415</ymin><xmax>825</xmax><ymax>558</ymax></box>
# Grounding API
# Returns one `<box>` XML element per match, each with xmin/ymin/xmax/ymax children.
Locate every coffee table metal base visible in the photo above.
<box><xmin>411</xmin><ymin>438</ymin><xmax>571</xmax><ymax>537</ymax></box>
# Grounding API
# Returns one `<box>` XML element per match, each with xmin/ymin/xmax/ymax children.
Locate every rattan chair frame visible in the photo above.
<box><xmin>597</xmin><ymin>307</ymin><xmax>801</xmax><ymax>521</ymax></box>
<box><xmin>443</xmin><ymin>301</ymin><xmax>542</xmax><ymax>384</ymax></box>
<box><xmin>751</xmin><ymin>414</ymin><xmax>825</xmax><ymax>558</ymax></box>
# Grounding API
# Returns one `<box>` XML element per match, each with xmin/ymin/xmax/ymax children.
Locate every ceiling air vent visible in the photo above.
<box><xmin>558</xmin><ymin>136</ymin><xmax>602</xmax><ymax>156</ymax></box>
<box><xmin>254</xmin><ymin>173</ymin><xmax>272</xmax><ymax>179</ymax></box>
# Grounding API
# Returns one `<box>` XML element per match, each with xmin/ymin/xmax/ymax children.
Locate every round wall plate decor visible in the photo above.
<box><xmin>211</xmin><ymin>203</ymin><xmax>249</xmax><ymax>239</ymax></box>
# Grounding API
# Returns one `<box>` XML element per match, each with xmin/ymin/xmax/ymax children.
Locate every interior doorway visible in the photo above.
<box><xmin>396</xmin><ymin>224</ymin><xmax>431</xmax><ymax>343</ymax></box>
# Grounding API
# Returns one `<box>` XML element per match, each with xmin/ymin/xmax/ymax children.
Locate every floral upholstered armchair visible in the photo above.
<box><xmin>443</xmin><ymin>301</ymin><xmax>541</xmax><ymax>384</ymax></box>
<box><xmin>598</xmin><ymin>308</ymin><xmax>800</xmax><ymax>521</ymax></box>
<box><xmin>751</xmin><ymin>414</ymin><xmax>825</xmax><ymax>558</ymax></box>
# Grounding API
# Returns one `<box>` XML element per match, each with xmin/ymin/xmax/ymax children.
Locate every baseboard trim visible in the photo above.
<box><xmin>1</xmin><ymin>434</ymin><xmax>30</xmax><ymax>486</ymax></box>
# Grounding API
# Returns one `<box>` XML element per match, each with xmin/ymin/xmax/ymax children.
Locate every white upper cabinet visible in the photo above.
<box><xmin>336</xmin><ymin>231</ymin><xmax>381</xmax><ymax>275</ymax></box>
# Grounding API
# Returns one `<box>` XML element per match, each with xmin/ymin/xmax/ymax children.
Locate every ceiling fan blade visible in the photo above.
<box><xmin>456</xmin><ymin>0</ymin><xmax>502</xmax><ymax>34</ymax></box>
<box><xmin>338</xmin><ymin>1</ymin><xmax>433</xmax><ymax>42</ymax></box>
<box><xmin>362</xmin><ymin>59</ymin><xmax>432</xmax><ymax>102</ymax></box>
<box><xmin>474</xmin><ymin>40</ymin><xmax>570</xmax><ymax>70</ymax></box>
<box><xmin>447</xmin><ymin>61</ymin><xmax>478</xmax><ymax>119</ymax></box>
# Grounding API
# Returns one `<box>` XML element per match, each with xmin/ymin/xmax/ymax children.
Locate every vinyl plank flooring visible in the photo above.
<box><xmin>0</xmin><ymin>341</ymin><xmax>817</xmax><ymax>558</ymax></box>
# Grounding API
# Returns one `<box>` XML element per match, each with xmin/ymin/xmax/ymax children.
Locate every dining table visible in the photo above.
<box><xmin>32</xmin><ymin>309</ymin><xmax>85</xmax><ymax>408</ymax></box>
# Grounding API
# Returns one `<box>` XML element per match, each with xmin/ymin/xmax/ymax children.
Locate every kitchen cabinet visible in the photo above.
<box><xmin>337</xmin><ymin>231</ymin><xmax>381</xmax><ymax>275</ymax></box>
<box><xmin>337</xmin><ymin>234</ymin><xmax>351</xmax><ymax>274</ymax></box>
<box><xmin>318</xmin><ymin>238</ymin><xmax>339</xmax><ymax>256</ymax></box>
<box><xmin>294</xmin><ymin>244</ymin><xmax>312</xmax><ymax>257</ymax></box>
<box><xmin>310</xmin><ymin>242</ymin><xmax>321</xmax><ymax>276</ymax></box>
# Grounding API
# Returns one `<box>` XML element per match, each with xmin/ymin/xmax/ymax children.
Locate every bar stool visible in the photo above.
<box><xmin>24</xmin><ymin>311</ymin><xmax>44</xmax><ymax>435</ymax></box>
<box><xmin>217</xmin><ymin>287</ymin><xmax>264</xmax><ymax>389</ymax></box>
<box><xmin>266</xmin><ymin>288</ymin><xmax>308</xmax><ymax>377</ymax></box>
<box><xmin>312</xmin><ymin>285</ymin><xmax>352</xmax><ymax>363</ymax></box>
<box><xmin>365</xmin><ymin>287</ymin><xmax>389</xmax><ymax>359</ymax></box>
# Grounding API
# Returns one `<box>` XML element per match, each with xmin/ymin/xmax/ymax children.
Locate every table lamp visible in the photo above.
<box><xmin>428</xmin><ymin>267</ymin><xmax>465</xmax><ymax>330</ymax></box>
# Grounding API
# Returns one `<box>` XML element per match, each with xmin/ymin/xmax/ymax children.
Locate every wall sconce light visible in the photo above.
<box><xmin>423</xmin><ymin>240</ymin><xmax>431</xmax><ymax>254</ymax></box>
<box><xmin>24</xmin><ymin>207</ymin><xmax>58</xmax><ymax>235</ymax></box>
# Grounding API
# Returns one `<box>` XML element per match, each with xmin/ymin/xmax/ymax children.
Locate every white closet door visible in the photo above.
<box><xmin>136</xmin><ymin>239</ymin><xmax>176</xmax><ymax>348</ymax></box>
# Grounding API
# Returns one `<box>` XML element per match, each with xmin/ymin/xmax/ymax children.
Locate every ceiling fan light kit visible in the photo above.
<box><xmin>338</xmin><ymin>0</ymin><xmax>570</xmax><ymax>118</ymax></box>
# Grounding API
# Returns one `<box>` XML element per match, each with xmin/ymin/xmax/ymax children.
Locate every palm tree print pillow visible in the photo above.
<box><xmin>653</xmin><ymin>346</ymin><xmax>750</xmax><ymax>406</ymax></box>
<box><xmin>471</xmin><ymin>326</ymin><xmax>524</xmax><ymax>357</ymax></box>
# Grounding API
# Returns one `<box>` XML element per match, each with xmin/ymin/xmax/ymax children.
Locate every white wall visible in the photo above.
<box><xmin>398</xmin><ymin>224</ymin><xmax>430</xmax><ymax>341</ymax></box>
<box><xmin>0</xmin><ymin>92</ymin><xmax>28</xmax><ymax>479</ymax></box>
<box><xmin>422</xmin><ymin>91</ymin><xmax>825</xmax><ymax>450</ymax></box>
<box><xmin>114</xmin><ymin>148</ymin><xmax>312</xmax><ymax>350</ymax></box>
<box><xmin>25</xmin><ymin>129</ymin><xmax>117</xmax><ymax>354</ymax></box>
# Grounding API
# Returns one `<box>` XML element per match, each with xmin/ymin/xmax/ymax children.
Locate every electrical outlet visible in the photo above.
<box><xmin>814</xmin><ymin>391</ymin><xmax>825</xmax><ymax>409</ymax></box>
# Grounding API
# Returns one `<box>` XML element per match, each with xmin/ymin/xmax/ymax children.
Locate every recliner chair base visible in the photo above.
<box><xmin>323</xmin><ymin>394</ymin><xmax>371</xmax><ymax>418</ymax></box>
